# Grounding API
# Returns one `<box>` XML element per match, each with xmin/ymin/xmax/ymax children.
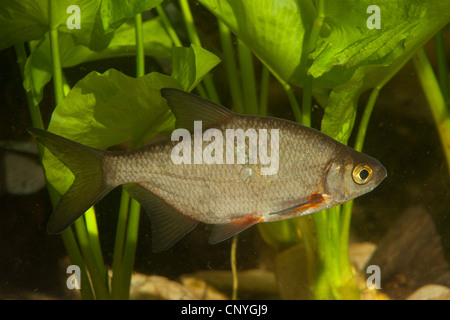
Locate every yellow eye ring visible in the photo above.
<box><xmin>352</xmin><ymin>164</ymin><xmax>373</xmax><ymax>185</ymax></box>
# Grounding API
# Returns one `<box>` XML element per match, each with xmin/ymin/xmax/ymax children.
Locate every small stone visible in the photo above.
<box><xmin>406</xmin><ymin>284</ymin><xmax>450</xmax><ymax>300</ymax></box>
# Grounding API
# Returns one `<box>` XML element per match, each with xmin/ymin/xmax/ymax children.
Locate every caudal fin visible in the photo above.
<box><xmin>28</xmin><ymin>128</ymin><xmax>113</xmax><ymax>234</ymax></box>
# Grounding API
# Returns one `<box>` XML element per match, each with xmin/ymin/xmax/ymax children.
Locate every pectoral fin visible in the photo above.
<box><xmin>125</xmin><ymin>183</ymin><xmax>199</xmax><ymax>252</ymax></box>
<box><xmin>270</xmin><ymin>194</ymin><xmax>326</xmax><ymax>216</ymax></box>
<box><xmin>209</xmin><ymin>215</ymin><xmax>263</xmax><ymax>244</ymax></box>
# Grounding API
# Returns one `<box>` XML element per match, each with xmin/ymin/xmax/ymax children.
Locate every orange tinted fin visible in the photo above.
<box><xmin>209</xmin><ymin>214</ymin><xmax>263</xmax><ymax>244</ymax></box>
<box><xmin>270</xmin><ymin>194</ymin><xmax>326</xmax><ymax>216</ymax></box>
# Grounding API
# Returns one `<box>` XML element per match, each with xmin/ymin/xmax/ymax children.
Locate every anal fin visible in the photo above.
<box><xmin>125</xmin><ymin>183</ymin><xmax>199</xmax><ymax>252</ymax></box>
<box><xmin>209</xmin><ymin>214</ymin><xmax>263</xmax><ymax>244</ymax></box>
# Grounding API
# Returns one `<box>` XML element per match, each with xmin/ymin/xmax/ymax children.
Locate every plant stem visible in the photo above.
<box><xmin>218</xmin><ymin>21</ymin><xmax>244</xmax><ymax>113</ymax></box>
<box><xmin>311</xmin><ymin>210</ymin><xmax>333</xmax><ymax>299</ymax></box>
<box><xmin>135</xmin><ymin>13</ymin><xmax>145</xmax><ymax>78</ymax></box>
<box><xmin>435</xmin><ymin>29</ymin><xmax>449</xmax><ymax>107</ymax></box>
<box><xmin>412</xmin><ymin>48</ymin><xmax>450</xmax><ymax>174</ymax></box>
<box><xmin>354</xmin><ymin>87</ymin><xmax>381</xmax><ymax>152</ymax></box>
<box><xmin>307</xmin><ymin>0</ymin><xmax>359</xmax><ymax>299</ymax></box>
<box><xmin>14</xmin><ymin>40</ymin><xmax>96</xmax><ymax>300</ymax></box>
<box><xmin>306</xmin><ymin>0</ymin><xmax>325</xmax><ymax>56</ymax></box>
<box><xmin>277</xmin><ymin>78</ymin><xmax>302</xmax><ymax>123</ymax></box>
<box><xmin>13</xmin><ymin>43</ymin><xmax>45</xmax><ymax>135</ymax></box>
<box><xmin>111</xmin><ymin>13</ymin><xmax>146</xmax><ymax>300</ymax></box>
<box><xmin>156</xmin><ymin>5</ymin><xmax>183</xmax><ymax>47</ymax></box>
<box><xmin>49</xmin><ymin>0</ymin><xmax>109</xmax><ymax>299</ymax></box>
<box><xmin>156</xmin><ymin>4</ymin><xmax>209</xmax><ymax>100</ymax></box>
<box><xmin>84</xmin><ymin>207</ymin><xmax>108</xmax><ymax>286</ymax></box>
<box><xmin>301</xmin><ymin>76</ymin><xmax>312</xmax><ymax>127</ymax></box>
<box><xmin>121</xmin><ymin>198</ymin><xmax>141</xmax><ymax>299</ymax></box>
<box><xmin>259</xmin><ymin>66</ymin><xmax>270</xmax><ymax>116</ymax></box>
<box><xmin>60</xmin><ymin>231</ymin><xmax>95</xmax><ymax>299</ymax></box>
<box><xmin>301</xmin><ymin>0</ymin><xmax>324</xmax><ymax>127</ymax></box>
<box><xmin>294</xmin><ymin>215</ymin><xmax>317</xmax><ymax>290</ymax></box>
<box><xmin>120</xmin><ymin>13</ymin><xmax>146</xmax><ymax>298</ymax></box>
<box><xmin>178</xmin><ymin>0</ymin><xmax>220</xmax><ymax>103</ymax></box>
<box><xmin>48</xmin><ymin>0</ymin><xmax>64</xmax><ymax>105</ymax></box>
<box><xmin>237</xmin><ymin>40</ymin><xmax>258</xmax><ymax>115</ymax></box>
<box><xmin>339</xmin><ymin>85</ymin><xmax>382</xmax><ymax>251</ymax></box>
<box><xmin>111</xmin><ymin>188</ymin><xmax>131</xmax><ymax>299</ymax></box>
<box><xmin>73</xmin><ymin>218</ymin><xmax>110</xmax><ymax>299</ymax></box>
<box><xmin>231</xmin><ymin>235</ymin><xmax>239</xmax><ymax>300</ymax></box>
<box><xmin>178</xmin><ymin>0</ymin><xmax>201</xmax><ymax>46</ymax></box>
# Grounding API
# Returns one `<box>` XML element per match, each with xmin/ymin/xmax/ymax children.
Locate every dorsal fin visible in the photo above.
<box><xmin>161</xmin><ymin>88</ymin><xmax>235</xmax><ymax>131</ymax></box>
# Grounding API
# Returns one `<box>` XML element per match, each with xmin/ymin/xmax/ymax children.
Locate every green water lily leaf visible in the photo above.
<box><xmin>171</xmin><ymin>44</ymin><xmax>221</xmax><ymax>92</ymax></box>
<box><xmin>308</xmin><ymin>0</ymin><xmax>450</xmax><ymax>88</ymax></box>
<box><xmin>319</xmin><ymin>1</ymin><xmax>450</xmax><ymax>143</ymax></box>
<box><xmin>198</xmin><ymin>0</ymin><xmax>314</xmax><ymax>87</ymax></box>
<box><xmin>0</xmin><ymin>0</ymin><xmax>101</xmax><ymax>51</ymax></box>
<box><xmin>23</xmin><ymin>17</ymin><xmax>172</xmax><ymax>106</ymax></box>
<box><xmin>0</xmin><ymin>0</ymin><xmax>163</xmax><ymax>51</ymax></box>
<box><xmin>199</xmin><ymin>0</ymin><xmax>450</xmax><ymax>91</ymax></box>
<box><xmin>0</xmin><ymin>0</ymin><xmax>48</xmax><ymax>50</ymax></box>
<box><xmin>42</xmin><ymin>69</ymin><xmax>182</xmax><ymax>195</ymax></box>
<box><xmin>99</xmin><ymin>0</ymin><xmax>163</xmax><ymax>33</ymax></box>
<box><xmin>320</xmin><ymin>71</ymin><xmax>365</xmax><ymax>143</ymax></box>
<box><xmin>198</xmin><ymin>0</ymin><xmax>450</xmax><ymax>146</ymax></box>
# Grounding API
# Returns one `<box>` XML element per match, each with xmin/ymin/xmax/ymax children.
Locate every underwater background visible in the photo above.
<box><xmin>0</xmin><ymin>0</ymin><xmax>449</xmax><ymax>300</ymax></box>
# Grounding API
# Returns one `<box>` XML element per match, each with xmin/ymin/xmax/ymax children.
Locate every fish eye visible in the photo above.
<box><xmin>352</xmin><ymin>164</ymin><xmax>373</xmax><ymax>185</ymax></box>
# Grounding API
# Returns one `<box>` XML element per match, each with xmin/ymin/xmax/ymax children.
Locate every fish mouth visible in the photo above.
<box><xmin>373</xmin><ymin>161</ymin><xmax>388</xmax><ymax>186</ymax></box>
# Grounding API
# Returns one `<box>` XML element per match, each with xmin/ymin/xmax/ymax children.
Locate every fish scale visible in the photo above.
<box><xmin>104</xmin><ymin>126</ymin><xmax>327</xmax><ymax>223</ymax></box>
<box><xmin>28</xmin><ymin>88</ymin><xmax>387</xmax><ymax>251</ymax></box>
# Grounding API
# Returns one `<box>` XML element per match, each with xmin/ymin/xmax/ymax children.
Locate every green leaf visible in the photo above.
<box><xmin>0</xmin><ymin>0</ymin><xmax>48</xmax><ymax>50</ymax></box>
<box><xmin>258</xmin><ymin>221</ymin><xmax>299</xmax><ymax>251</ymax></box>
<box><xmin>308</xmin><ymin>0</ymin><xmax>450</xmax><ymax>87</ymax></box>
<box><xmin>0</xmin><ymin>0</ymin><xmax>163</xmax><ymax>51</ymax></box>
<box><xmin>198</xmin><ymin>0</ymin><xmax>315</xmax><ymax>87</ymax></box>
<box><xmin>171</xmin><ymin>44</ymin><xmax>221</xmax><ymax>92</ymax></box>
<box><xmin>23</xmin><ymin>18</ymin><xmax>172</xmax><ymax>106</ymax></box>
<box><xmin>0</xmin><ymin>0</ymin><xmax>102</xmax><ymax>51</ymax></box>
<box><xmin>318</xmin><ymin>1</ymin><xmax>450</xmax><ymax>143</ymax></box>
<box><xmin>99</xmin><ymin>0</ymin><xmax>163</xmax><ymax>33</ymax></box>
<box><xmin>320</xmin><ymin>70</ymin><xmax>365</xmax><ymax>143</ymax></box>
<box><xmin>199</xmin><ymin>0</ymin><xmax>450</xmax><ymax>90</ymax></box>
<box><xmin>42</xmin><ymin>69</ymin><xmax>182</xmax><ymax>195</ymax></box>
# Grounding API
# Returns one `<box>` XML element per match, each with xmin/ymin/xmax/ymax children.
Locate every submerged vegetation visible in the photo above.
<box><xmin>1</xmin><ymin>0</ymin><xmax>449</xmax><ymax>299</ymax></box>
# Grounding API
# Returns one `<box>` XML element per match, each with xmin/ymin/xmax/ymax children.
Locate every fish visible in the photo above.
<box><xmin>28</xmin><ymin>88</ymin><xmax>387</xmax><ymax>252</ymax></box>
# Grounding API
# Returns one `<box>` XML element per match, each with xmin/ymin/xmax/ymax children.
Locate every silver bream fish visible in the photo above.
<box><xmin>29</xmin><ymin>88</ymin><xmax>387</xmax><ymax>251</ymax></box>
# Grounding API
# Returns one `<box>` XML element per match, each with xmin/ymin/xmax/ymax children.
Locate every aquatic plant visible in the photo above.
<box><xmin>1</xmin><ymin>0</ymin><xmax>449</xmax><ymax>299</ymax></box>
